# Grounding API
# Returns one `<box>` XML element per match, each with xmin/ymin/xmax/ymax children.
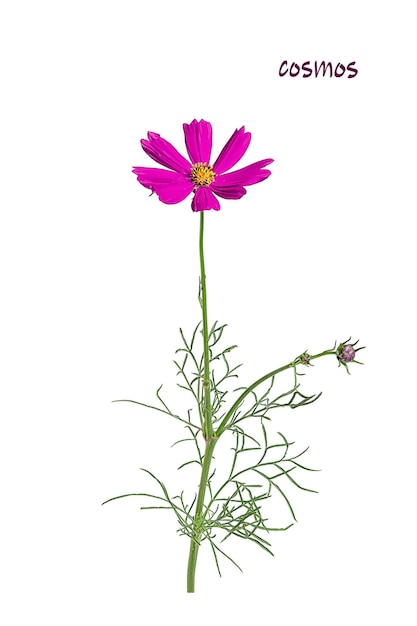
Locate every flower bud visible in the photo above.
<box><xmin>300</xmin><ymin>352</ymin><xmax>311</xmax><ymax>365</ymax></box>
<box><xmin>336</xmin><ymin>338</ymin><xmax>365</xmax><ymax>373</ymax></box>
<box><xmin>340</xmin><ymin>345</ymin><xmax>355</xmax><ymax>362</ymax></box>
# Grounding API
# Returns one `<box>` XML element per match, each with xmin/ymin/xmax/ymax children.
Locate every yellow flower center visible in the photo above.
<box><xmin>191</xmin><ymin>162</ymin><xmax>216</xmax><ymax>187</ymax></box>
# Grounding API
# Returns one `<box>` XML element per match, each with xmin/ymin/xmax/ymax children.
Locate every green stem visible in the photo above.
<box><xmin>215</xmin><ymin>350</ymin><xmax>336</xmax><ymax>437</ymax></box>
<box><xmin>186</xmin><ymin>438</ymin><xmax>217</xmax><ymax>593</ymax></box>
<box><xmin>186</xmin><ymin>212</ymin><xmax>215</xmax><ymax>593</ymax></box>
<box><xmin>199</xmin><ymin>212</ymin><xmax>213</xmax><ymax>439</ymax></box>
<box><xmin>186</xmin><ymin>215</ymin><xmax>337</xmax><ymax>590</ymax></box>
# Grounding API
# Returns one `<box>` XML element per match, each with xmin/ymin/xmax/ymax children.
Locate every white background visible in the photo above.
<box><xmin>1</xmin><ymin>0</ymin><xmax>416</xmax><ymax>623</ymax></box>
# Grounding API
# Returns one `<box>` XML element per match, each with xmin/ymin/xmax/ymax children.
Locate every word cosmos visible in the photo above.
<box><xmin>279</xmin><ymin>60</ymin><xmax>358</xmax><ymax>78</ymax></box>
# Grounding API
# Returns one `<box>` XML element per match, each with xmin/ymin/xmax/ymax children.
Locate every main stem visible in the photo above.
<box><xmin>186</xmin><ymin>214</ymin><xmax>338</xmax><ymax>591</ymax></box>
<box><xmin>186</xmin><ymin>212</ymin><xmax>216</xmax><ymax>593</ymax></box>
<box><xmin>199</xmin><ymin>212</ymin><xmax>213</xmax><ymax>439</ymax></box>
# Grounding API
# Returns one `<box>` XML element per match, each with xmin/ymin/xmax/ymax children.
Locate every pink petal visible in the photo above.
<box><xmin>132</xmin><ymin>167</ymin><xmax>194</xmax><ymax>204</ymax></box>
<box><xmin>191</xmin><ymin>187</ymin><xmax>221</xmax><ymax>212</ymax></box>
<box><xmin>140</xmin><ymin>132</ymin><xmax>191</xmax><ymax>174</ymax></box>
<box><xmin>212</xmin><ymin>127</ymin><xmax>251</xmax><ymax>174</ymax></box>
<box><xmin>211</xmin><ymin>185</ymin><xmax>247</xmax><ymax>200</ymax></box>
<box><xmin>183</xmin><ymin>119</ymin><xmax>212</xmax><ymax>164</ymax></box>
<box><xmin>214</xmin><ymin>159</ymin><xmax>273</xmax><ymax>187</ymax></box>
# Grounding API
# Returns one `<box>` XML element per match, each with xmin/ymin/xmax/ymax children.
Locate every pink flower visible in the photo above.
<box><xmin>132</xmin><ymin>120</ymin><xmax>273</xmax><ymax>212</ymax></box>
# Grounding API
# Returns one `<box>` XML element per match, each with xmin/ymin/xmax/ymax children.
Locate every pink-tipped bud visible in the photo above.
<box><xmin>340</xmin><ymin>345</ymin><xmax>355</xmax><ymax>362</ymax></box>
<box><xmin>300</xmin><ymin>352</ymin><xmax>311</xmax><ymax>365</ymax></box>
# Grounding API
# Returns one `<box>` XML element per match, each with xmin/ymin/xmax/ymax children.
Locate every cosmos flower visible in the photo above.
<box><xmin>132</xmin><ymin>119</ymin><xmax>273</xmax><ymax>212</ymax></box>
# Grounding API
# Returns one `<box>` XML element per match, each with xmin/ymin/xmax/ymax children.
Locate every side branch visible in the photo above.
<box><xmin>215</xmin><ymin>350</ymin><xmax>336</xmax><ymax>437</ymax></box>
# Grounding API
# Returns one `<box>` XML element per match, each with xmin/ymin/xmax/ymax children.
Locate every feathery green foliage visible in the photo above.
<box><xmin>103</xmin><ymin>320</ymin><xmax>354</xmax><ymax>576</ymax></box>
